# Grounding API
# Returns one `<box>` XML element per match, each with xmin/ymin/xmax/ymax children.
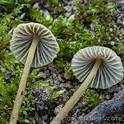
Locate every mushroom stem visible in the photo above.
<box><xmin>50</xmin><ymin>58</ymin><xmax>102</xmax><ymax>124</ymax></box>
<box><xmin>9</xmin><ymin>37</ymin><xmax>39</xmax><ymax>124</ymax></box>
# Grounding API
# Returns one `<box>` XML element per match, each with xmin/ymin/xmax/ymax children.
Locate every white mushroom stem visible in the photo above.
<box><xmin>9</xmin><ymin>37</ymin><xmax>39</xmax><ymax>124</ymax></box>
<box><xmin>50</xmin><ymin>58</ymin><xmax>102</xmax><ymax>124</ymax></box>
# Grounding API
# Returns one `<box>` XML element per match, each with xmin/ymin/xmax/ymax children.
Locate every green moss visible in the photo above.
<box><xmin>84</xmin><ymin>89</ymin><xmax>101</xmax><ymax>107</ymax></box>
<box><xmin>0</xmin><ymin>0</ymin><xmax>123</xmax><ymax>123</ymax></box>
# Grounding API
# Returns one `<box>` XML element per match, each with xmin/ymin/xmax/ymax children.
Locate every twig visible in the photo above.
<box><xmin>74</xmin><ymin>85</ymin><xmax>124</xmax><ymax>124</ymax></box>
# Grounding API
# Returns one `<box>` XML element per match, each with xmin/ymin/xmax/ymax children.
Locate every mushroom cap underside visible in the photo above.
<box><xmin>10</xmin><ymin>22</ymin><xmax>59</xmax><ymax>68</ymax></box>
<box><xmin>71</xmin><ymin>46</ymin><xmax>124</xmax><ymax>89</ymax></box>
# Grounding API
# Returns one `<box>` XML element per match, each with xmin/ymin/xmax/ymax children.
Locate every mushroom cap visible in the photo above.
<box><xmin>71</xmin><ymin>46</ymin><xmax>124</xmax><ymax>89</ymax></box>
<box><xmin>10</xmin><ymin>22</ymin><xmax>59</xmax><ymax>68</ymax></box>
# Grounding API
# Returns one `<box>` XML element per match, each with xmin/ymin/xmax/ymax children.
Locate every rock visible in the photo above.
<box><xmin>31</xmin><ymin>88</ymin><xmax>51</xmax><ymax>110</ymax></box>
<box><xmin>106</xmin><ymin>94</ymin><xmax>110</xmax><ymax>100</ymax></box>
<box><xmin>65</xmin><ymin>12</ymin><xmax>71</xmax><ymax>17</ymax></box>
<box><xmin>64</xmin><ymin>73</ymin><xmax>72</xmax><ymax>80</ymax></box>
<box><xmin>78</xmin><ymin>102</ymin><xmax>83</xmax><ymax>108</ymax></box>
<box><xmin>39</xmin><ymin>10</ymin><xmax>44</xmax><ymax>15</ymax></box>
<box><xmin>38</xmin><ymin>72</ymin><xmax>47</xmax><ymax>79</ymax></box>
<box><xmin>44</xmin><ymin>70</ymin><xmax>51</xmax><ymax>77</ymax></box>
<box><xmin>109</xmin><ymin>28</ymin><xmax>113</xmax><ymax>32</ymax></box>
<box><xmin>64</xmin><ymin>82</ymin><xmax>73</xmax><ymax>88</ymax></box>
<box><xmin>118</xmin><ymin>0</ymin><xmax>124</xmax><ymax>6</ymax></box>
<box><xmin>42</xmin><ymin>89</ymin><xmax>51</xmax><ymax>101</ymax></box>
<box><xmin>23</xmin><ymin>111</ymin><xmax>28</xmax><ymax>117</ymax></box>
<box><xmin>41</xmin><ymin>73</ymin><xmax>47</xmax><ymax>79</ymax></box>
<box><xmin>82</xmin><ymin>101</ymin><xmax>86</xmax><ymax>106</ymax></box>
<box><xmin>26</xmin><ymin>4</ymin><xmax>31</xmax><ymax>8</ymax></box>
<box><xmin>54</xmin><ymin>80</ymin><xmax>59</xmax><ymax>86</ymax></box>
<box><xmin>64</xmin><ymin>6</ymin><xmax>73</xmax><ymax>12</ymax></box>
<box><xmin>36</xmin><ymin>118</ymin><xmax>46</xmax><ymax>124</ymax></box>
<box><xmin>5</xmin><ymin>72</ymin><xmax>13</xmax><ymax>79</ymax></box>
<box><xmin>49</xmin><ymin>80</ymin><xmax>54</xmax><ymax>85</ymax></box>
<box><xmin>99</xmin><ymin>94</ymin><xmax>104</xmax><ymax>100</ymax></box>
<box><xmin>58</xmin><ymin>74</ymin><xmax>63</xmax><ymax>82</ymax></box>
<box><xmin>62</xmin><ymin>93</ymin><xmax>69</xmax><ymax>102</ymax></box>
<box><xmin>0</xmin><ymin>67</ymin><xmax>6</xmax><ymax>73</ymax></box>
<box><xmin>117</xmin><ymin>18</ymin><xmax>124</xmax><ymax>25</ymax></box>
<box><xmin>53</xmin><ymin>73</ymin><xmax>57</xmax><ymax>78</ymax></box>
<box><xmin>110</xmin><ymin>41</ymin><xmax>115</xmax><ymax>45</ymax></box>
<box><xmin>44</xmin><ymin>10</ymin><xmax>50</xmax><ymax>16</ymax></box>
<box><xmin>32</xmin><ymin>3</ymin><xmax>39</xmax><ymax>9</ymax></box>
<box><xmin>54</xmin><ymin>104</ymin><xmax>63</xmax><ymax>115</ymax></box>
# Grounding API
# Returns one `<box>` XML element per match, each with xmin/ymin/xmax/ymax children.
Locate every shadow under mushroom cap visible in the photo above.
<box><xmin>71</xmin><ymin>46</ymin><xmax>124</xmax><ymax>89</ymax></box>
<box><xmin>10</xmin><ymin>22</ymin><xmax>59</xmax><ymax>68</ymax></box>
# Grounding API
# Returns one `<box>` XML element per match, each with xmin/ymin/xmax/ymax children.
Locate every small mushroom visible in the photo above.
<box><xmin>9</xmin><ymin>22</ymin><xmax>59</xmax><ymax>124</ymax></box>
<box><xmin>50</xmin><ymin>46</ymin><xmax>123</xmax><ymax>124</ymax></box>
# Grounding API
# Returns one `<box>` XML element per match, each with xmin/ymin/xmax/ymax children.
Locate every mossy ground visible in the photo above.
<box><xmin>0</xmin><ymin>0</ymin><xmax>124</xmax><ymax>123</ymax></box>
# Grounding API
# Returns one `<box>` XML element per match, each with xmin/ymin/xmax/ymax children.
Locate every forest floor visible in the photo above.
<box><xmin>0</xmin><ymin>0</ymin><xmax>124</xmax><ymax>124</ymax></box>
<box><xmin>23</xmin><ymin>0</ymin><xmax>124</xmax><ymax>124</ymax></box>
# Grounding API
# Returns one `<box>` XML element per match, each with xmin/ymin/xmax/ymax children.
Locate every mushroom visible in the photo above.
<box><xmin>9</xmin><ymin>22</ymin><xmax>59</xmax><ymax>124</ymax></box>
<box><xmin>50</xmin><ymin>46</ymin><xmax>123</xmax><ymax>124</ymax></box>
